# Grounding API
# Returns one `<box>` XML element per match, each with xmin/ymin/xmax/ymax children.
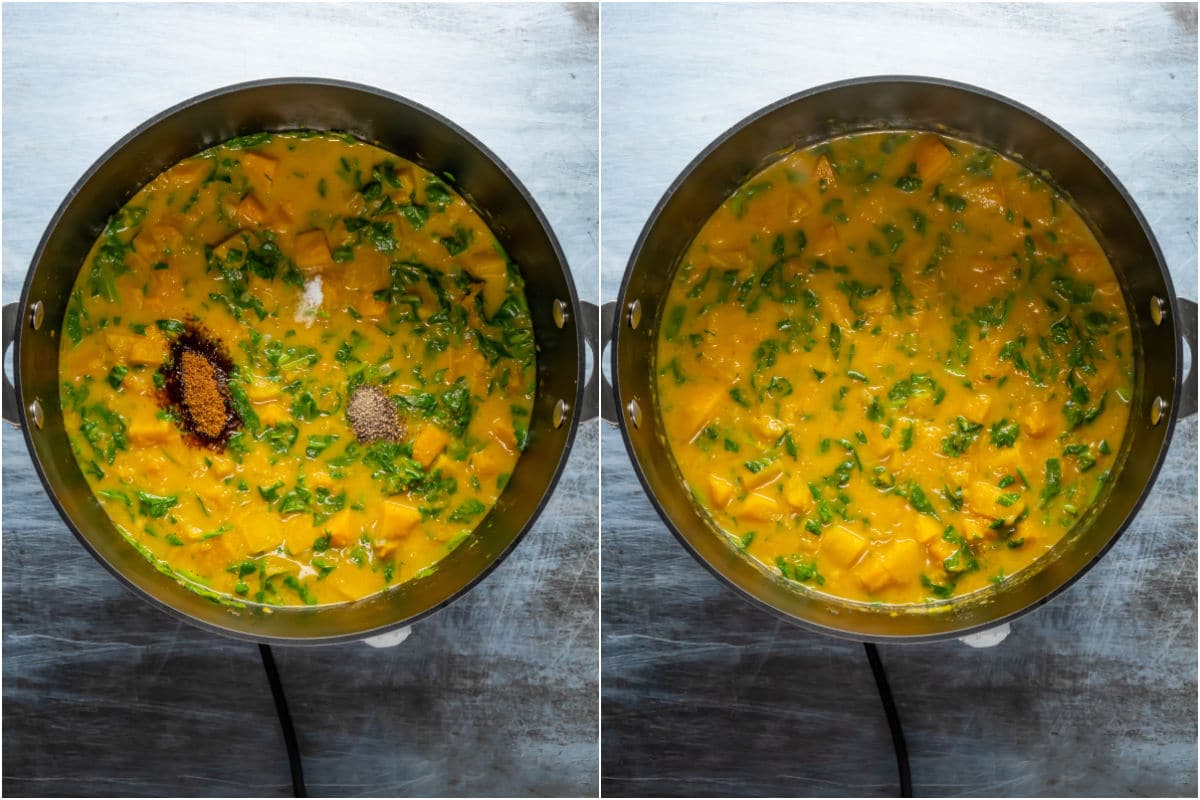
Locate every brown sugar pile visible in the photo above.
<box><xmin>348</xmin><ymin>385</ymin><xmax>404</xmax><ymax>443</ymax></box>
<box><xmin>179</xmin><ymin>350</ymin><xmax>227</xmax><ymax>438</ymax></box>
<box><xmin>161</xmin><ymin>324</ymin><xmax>239</xmax><ymax>448</ymax></box>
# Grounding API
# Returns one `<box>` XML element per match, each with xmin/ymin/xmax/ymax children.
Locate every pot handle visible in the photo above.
<box><xmin>2</xmin><ymin>302</ymin><xmax>19</xmax><ymax>429</ymax></box>
<box><xmin>579</xmin><ymin>301</ymin><xmax>617</xmax><ymax>424</ymax></box>
<box><xmin>1177</xmin><ymin>297</ymin><xmax>1197</xmax><ymax>419</ymax></box>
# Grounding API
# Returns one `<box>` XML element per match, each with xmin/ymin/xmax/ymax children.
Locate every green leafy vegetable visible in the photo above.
<box><xmin>137</xmin><ymin>491</ymin><xmax>178</xmax><ymax>519</ymax></box>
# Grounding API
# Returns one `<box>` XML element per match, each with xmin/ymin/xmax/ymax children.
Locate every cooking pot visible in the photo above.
<box><xmin>2</xmin><ymin>78</ymin><xmax>595</xmax><ymax>644</ymax></box>
<box><xmin>610</xmin><ymin>76</ymin><xmax>1197</xmax><ymax>642</ymax></box>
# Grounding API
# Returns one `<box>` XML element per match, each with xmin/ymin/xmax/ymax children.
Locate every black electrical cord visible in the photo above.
<box><xmin>864</xmin><ymin>642</ymin><xmax>913</xmax><ymax>798</ymax></box>
<box><xmin>258</xmin><ymin>643</ymin><xmax>307</xmax><ymax>797</ymax></box>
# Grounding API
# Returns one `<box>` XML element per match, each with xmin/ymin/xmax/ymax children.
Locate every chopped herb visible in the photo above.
<box><xmin>137</xmin><ymin>491</ymin><xmax>179</xmax><ymax>519</ymax></box>
<box><xmin>106</xmin><ymin>365</ymin><xmax>129</xmax><ymax>390</ymax></box>
<box><xmin>990</xmin><ymin>419</ymin><xmax>1020</xmax><ymax>448</ymax></box>
<box><xmin>1040</xmin><ymin>458</ymin><xmax>1062</xmax><ymax>507</ymax></box>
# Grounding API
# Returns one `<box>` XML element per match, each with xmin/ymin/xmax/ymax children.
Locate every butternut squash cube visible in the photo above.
<box><xmin>743</xmin><ymin>465</ymin><xmax>782</xmax><ymax>492</ymax></box>
<box><xmin>146</xmin><ymin>268</ymin><xmax>181</xmax><ymax>299</ymax></box>
<box><xmin>964</xmin><ymin>480</ymin><xmax>1003</xmax><ymax>515</ymax></box>
<box><xmin>783</xmin><ymin>477</ymin><xmax>813</xmax><ymax>513</ymax></box>
<box><xmin>166</xmin><ymin>159</ymin><xmax>211</xmax><ymax>188</ymax></box>
<box><xmin>736</xmin><ymin>492</ymin><xmax>781</xmax><ymax>522</ymax></box>
<box><xmin>235</xmin><ymin>193</ymin><xmax>268</xmax><ymax>226</ymax></box>
<box><xmin>964</xmin><ymin>480</ymin><xmax>1025</xmax><ymax>524</ymax></box>
<box><xmin>373</xmin><ymin>538</ymin><xmax>401</xmax><ymax>560</ymax></box>
<box><xmin>811</xmin><ymin>224</ymin><xmax>840</xmax><ymax>258</ymax></box>
<box><xmin>272</xmin><ymin>201</ymin><xmax>296</xmax><ymax>229</ymax></box>
<box><xmin>787</xmin><ymin>191</ymin><xmax>811</xmax><ymax>224</ymax></box>
<box><xmin>357</xmin><ymin>292</ymin><xmax>391</xmax><ymax>320</ymax></box>
<box><xmin>127</xmin><ymin>419</ymin><xmax>173</xmax><ymax>446</ymax></box>
<box><xmin>960</xmin><ymin>515</ymin><xmax>990</xmax><ymax>542</ymax></box>
<box><xmin>707</xmin><ymin>475</ymin><xmax>733</xmax><ymax>510</ymax></box>
<box><xmin>914</xmin><ymin>135</ymin><xmax>953</xmax><ymax>181</ymax></box>
<box><xmin>913</xmin><ymin>515</ymin><xmax>943</xmax><ymax>544</ymax></box>
<box><xmin>294</xmin><ymin>229</ymin><xmax>333</xmax><ymax>272</ymax></box>
<box><xmin>209</xmin><ymin>456</ymin><xmax>236</xmax><ymax>478</ymax></box>
<box><xmin>1023</xmin><ymin>402</ymin><xmax>1051</xmax><ymax>438</ymax></box>
<box><xmin>450</xmin><ymin>346</ymin><xmax>488</xmax><ymax>381</ymax></box>
<box><xmin>856</xmin><ymin>556</ymin><xmax>893</xmax><ymax>593</ymax></box>
<box><xmin>213</xmin><ymin>231</ymin><xmax>252</xmax><ymax>263</ymax></box>
<box><xmin>964</xmin><ymin>181</ymin><xmax>1004</xmax><ymax>212</ymax></box>
<box><xmin>245</xmin><ymin>379</ymin><xmax>280</xmax><ymax>403</ymax></box>
<box><xmin>928</xmin><ymin>536</ymin><xmax>957</xmax><ymax>568</ymax></box>
<box><xmin>308</xmin><ymin>470</ymin><xmax>336</xmax><ymax>491</ymax></box>
<box><xmin>676</xmin><ymin>383</ymin><xmax>725</xmax><ymax>442</ymax></box>
<box><xmin>102</xmin><ymin>331</ymin><xmax>132</xmax><ymax>359</ymax></box>
<box><xmin>411</xmin><ymin>425</ymin><xmax>449</xmax><ymax>468</ymax></box>
<box><xmin>195</xmin><ymin>484</ymin><xmax>229</xmax><ymax>514</ymax></box>
<box><xmin>150</xmin><ymin>223</ymin><xmax>184</xmax><ymax>250</ymax></box>
<box><xmin>466</xmin><ymin>254</ymin><xmax>508</xmax><ymax>316</ymax></box>
<box><xmin>128</xmin><ymin>338</ymin><xmax>162</xmax><ymax>366</ymax></box>
<box><xmin>753</xmin><ymin>415</ymin><xmax>784</xmax><ymax>440</ymax></box>
<box><xmin>129</xmin><ymin>231</ymin><xmax>161</xmax><ymax>268</ymax></box>
<box><xmin>490</xmin><ymin>423</ymin><xmax>518</xmax><ymax>453</ymax></box>
<box><xmin>472</xmin><ymin>445</ymin><xmax>505</xmax><ymax>480</ymax></box>
<box><xmin>381</xmin><ymin>501</ymin><xmax>422</xmax><ymax>538</ymax></box>
<box><xmin>821</xmin><ymin>526</ymin><xmax>868</xmax><ymax>568</ymax></box>
<box><xmin>882</xmin><ymin>539</ymin><xmax>924</xmax><ymax>584</ymax></box>
<box><xmin>256</xmin><ymin>401</ymin><xmax>287</xmax><ymax>427</ymax></box>
<box><xmin>324</xmin><ymin>511</ymin><xmax>360</xmax><ymax>549</ymax></box>
<box><xmin>965</xmin><ymin>393</ymin><xmax>992</xmax><ymax>422</ymax></box>
<box><xmin>241</xmin><ymin>152</ymin><xmax>278</xmax><ymax>188</ymax></box>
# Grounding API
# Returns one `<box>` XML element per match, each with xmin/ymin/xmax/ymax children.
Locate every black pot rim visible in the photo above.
<box><xmin>612</xmin><ymin>74</ymin><xmax>1182</xmax><ymax>644</ymax></box>
<box><xmin>14</xmin><ymin>76</ymin><xmax>585</xmax><ymax>645</ymax></box>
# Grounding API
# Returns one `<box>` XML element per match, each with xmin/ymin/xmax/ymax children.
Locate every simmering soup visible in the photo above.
<box><xmin>656</xmin><ymin>131</ymin><xmax>1132</xmax><ymax>604</ymax></box>
<box><xmin>59</xmin><ymin>131</ymin><xmax>535</xmax><ymax>606</ymax></box>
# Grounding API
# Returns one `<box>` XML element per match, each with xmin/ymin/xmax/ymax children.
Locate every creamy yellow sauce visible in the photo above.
<box><xmin>656</xmin><ymin>131</ymin><xmax>1132</xmax><ymax>604</ymax></box>
<box><xmin>59</xmin><ymin>132</ymin><xmax>535</xmax><ymax>607</ymax></box>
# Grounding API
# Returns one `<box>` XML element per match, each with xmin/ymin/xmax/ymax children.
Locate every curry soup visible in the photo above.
<box><xmin>59</xmin><ymin>131</ymin><xmax>536</xmax><ymax>607</ymax></box>
<box><xmin>656</xmin><ymin>131</ymin><xmax>1132</xmax><ymax>605</ymax></box>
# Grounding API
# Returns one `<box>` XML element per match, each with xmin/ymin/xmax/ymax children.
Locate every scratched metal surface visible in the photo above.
<box><xmin>2</xmin><ymin>3</ymin><xmax>598</xmax><ymax>797</ymax></box>
<box><xmin>600</xmin><ymin>3</ymin><xmax>1197</xmax><ymax>797</ymax></box>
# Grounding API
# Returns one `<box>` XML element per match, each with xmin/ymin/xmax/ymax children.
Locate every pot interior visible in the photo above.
<box><xmin>615</xmin><ymin>77</ymin><xmax>1181</xmax><ymax>641</ymax></box>
<box><xmin>17</xmin><ymin>79</ymin><xmax>583</xmax><ymax>643</ymax></box>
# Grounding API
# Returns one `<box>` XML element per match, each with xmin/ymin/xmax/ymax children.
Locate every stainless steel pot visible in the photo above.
<box><xmin>2</xmin><ymin>78</ymin><xmax>595</xmax><ymax>644</ymax></box>
<box><xmin>611</xmin><ymin>76</ymin><xmax>1197</xmax><ymax>642</ymax></box>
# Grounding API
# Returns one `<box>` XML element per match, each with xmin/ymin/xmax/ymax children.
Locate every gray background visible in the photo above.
<box><xmin>3</xmin><ymin>3</ymin><xmax>598</xmax><ymax>796</ymax></box>
<box><xmin>600</xmin><ymin>3</ymin><xmax>1197</xmax><ymax>797</ymax></box>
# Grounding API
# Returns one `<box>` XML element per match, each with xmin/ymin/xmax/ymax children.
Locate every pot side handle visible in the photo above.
<box><xmin>579</xmin><ymin>301</ymin><xmax>617</xmax><ymax>424</ymax></box>
<box><xmin>2</xmin><ymin>302</ymin><xmax>19</xmax><ymax>429</ymax></box>
<box><xmin>1177</xmin><ymin>297</ymin><xmax>1197</xmax><ymax>419</ymax></box>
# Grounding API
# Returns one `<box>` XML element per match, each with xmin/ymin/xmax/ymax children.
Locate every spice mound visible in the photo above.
<box><xmin>161</xmin><ymin>325</ymin><xmax>240</xmax><ymax>448</ymax></box>
<box><xmin>348</xmin><ymin>384</ymin><xmax>404</xmax><ymax>443</ymax></box>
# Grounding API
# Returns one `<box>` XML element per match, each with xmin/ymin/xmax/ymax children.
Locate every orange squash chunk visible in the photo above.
<box><xmin>240</xmin><ymin>152</ymin><xmax>278</xmax><ymax>189</ymax></box>
<box><xmin>293</xmin><ymin>229</ymin><xmax>333</xmax><ymax>272</ymax></box>
<box><xmin>411</xmin><ymin>425</ymin><xmax>450</xmax><ymax>468</ymax></box>
<box><xmin>235</xmin><ymin>194</ymin><xmax>268</xmax><ymax>226</ymax></box>
<box><xmin>913</xmin><ymin>135</ymin><xmax>953</xmax><ymax>181</ymax></box>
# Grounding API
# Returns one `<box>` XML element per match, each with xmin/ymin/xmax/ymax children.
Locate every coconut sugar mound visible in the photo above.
<box><xmin>348</xmin><ymin>384</ymin><xmax>404</xmax><ymax>443</ymax></box>
<box><xmin>160</xmin><ymin>324</ymin><xmax>240</xmax><ymax>448</ymax></box>
<box><xmin>179</xmin><ymin>350</ymin><xmax>226</xmax><ymax>438</ymax></box>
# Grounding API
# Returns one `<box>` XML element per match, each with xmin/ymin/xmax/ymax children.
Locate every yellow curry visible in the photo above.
<box><xmin>59</xmin><ymin>131</ymin><xmax>536</xmax><ymax>607</ymax></box>
<box><xmin>656</xmin><ymin>132</ymin><xmax>1132</xmax><ymax>604</ymax></box>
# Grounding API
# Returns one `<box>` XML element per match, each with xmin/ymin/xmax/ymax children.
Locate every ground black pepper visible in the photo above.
<box><xmin>347</xmin><ymin>384</ymin><xmax>404</xmax><ymax>443</ymax></box>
